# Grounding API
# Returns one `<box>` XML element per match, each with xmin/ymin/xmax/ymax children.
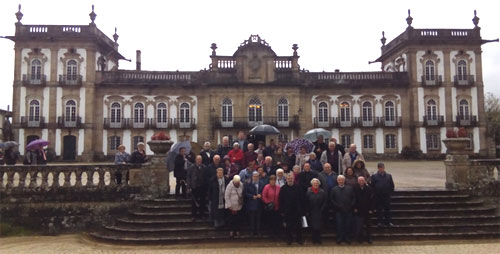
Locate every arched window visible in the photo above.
<box><xmin>31</xmin><ymin>59</ymin><xmax>42</xmax><ymax>80</ymax></box>
<box><xmin>426</xmin><ymin>99</ymin><xmax>437</xmax><ymax>120</ymax></box>
<box><xmin>28</xmin><ymin>100</ymin><xmax>40</xmax><ymax>122</ymax></box>
<box><xmin>317</xmin><ymin>102</ymin><xmax>328</xmax><ymax>125</ymax></box>
<box><xmin>385</xmin><ymin>101</ymin><xmax>395</xmax><ymax>122</ymax></box>
<box><xmin>133</xmin><ymin>103</ymin><xmax>145</xmax><ymax>124</ymax></box>
<box><xmin>457</xmin><ymin>60</ymin><xmax>467</xmax><ymax>81</ymax></box>
<box><xmin>248</xmin><ymin>98</ymin><xmax>262</xmax><ymax>123</ymax></box>
<box><xmin>66</xmin><ymin>60</ymin><xmax>78</xmax><ymax>80</ymax></box>
<box><xmin>362</xmin><ymin>101</ymin><xmax>373</xmax><ymax>122</ymax></box>
<box><xmin>221</xmin><ymin>98</ymin><xmax>233</xmax><ymax>123</ymax></box>
<box><xmin>459</xmin><ymin>99</ymin><xmax>469</xmax><ymax>120</ymax></box>
<box><xmin>65</xmin><ymin>100</ymin><xmax>77</xmax><ymax>122</ymax></box>
<box><xmin>385</xmin><ymin>134</ymin><xmax>396</xmax><ymax>149</ymax></box>
<box><xmin>277</xmin><ymin>97</ymin><xmax>289</xmax><ymax>125</ymax></box>
<box><xmin>179</xmin><ymin>103</ymin><xmax>191</xmax><ymax>125</ymax></box>
<box><xmin>340</xmin><ymin>102</ymin><xmax>351</xmax><ymax>122</ymax></box>
<box><xmin>425</xmin><ymin>60</ymin><xmax>435</xmax><ymax>81</ymax></box>
<box><xmin>110</xmin><ymin>102</ymin><xmax>122</xmax><ymax>126</ymax></box>
<box><xmin>156</xmin><ymin>103</ymin><xmax>168</xmax><ymax>127</ymax></box>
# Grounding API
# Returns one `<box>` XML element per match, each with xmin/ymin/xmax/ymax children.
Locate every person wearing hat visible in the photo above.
<box><xmin>371</xmin><ymin>162</ymin><xmax>395</xmax><ymax>227</ymax></box>
<box><xmin>225</xmin><ymin>174</ymin><xmax>244</xmax><ymax>237</ymax></box>
<box><xmin>130</xmin><ymin>142</ymin><xmax>147</xmax><ymax>164</ymax></box>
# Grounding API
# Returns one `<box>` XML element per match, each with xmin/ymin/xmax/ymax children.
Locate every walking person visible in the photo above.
<box><xmin>187</xmin><ymin>155</ymin><xmax>207</xmax><ymax>220</ymax></box>
<box><xmin>279</xmin><ymin>174</ymin><xmax>304</xmax><ymax>245</ymax></box>
<box><xmin>305</xmin><ymin>178</ymin><xmax>327</xmax><ymax>244</ymax></box>
<box><xmin>371</xmin><ymin>162</ymin><xmax>395</xmax><ymax>227</ymax></box>
<box><xmin>354</xmin><ymin>176</ymin><xmax>375</xmax><ymax>243</ymax></box>
<box><xmin>225</xmin><ymin>175</ymin><xmax>244</xmax><ymax>237</ymax></box>
<box><xmin>244</xmin><ymin>172</ymin><xmax>264</xmax><ymax>236</ymax></box>
<box><xmin>262</xmin><ymin>175</ymin><xmax>281</xmax><ymax>238</ymax></box>
<box><xmin>331</xmin><ymin>175</ymin><xmax>355</xmax><ymax>244</ymax></box>
<box><xmin>208</xmin><ymin>168</ymin><xmax>228</xmax><ymax>228</ymax></box>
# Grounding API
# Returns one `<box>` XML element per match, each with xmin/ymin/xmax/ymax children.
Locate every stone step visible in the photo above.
<box><xmin>391</xmin><ymin>189</ymin><xmax>463</xmax><ymax>196</ymax></box>
<box><xmin>115</xmin><ymin>217</ymin><xmax>211</xmax><ymax>228</ymax></box>
<box><xmin>390</xmin><ymin>200</ymin><xmax>484</xmax><ymax>209</ymax></box>
<box><xmin>391</xmin><ymin>195</ymin><xmax>471</xmax><ymax>202</ymax></box>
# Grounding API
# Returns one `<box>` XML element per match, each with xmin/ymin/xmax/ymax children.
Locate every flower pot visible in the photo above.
<box><xmin>442</xmin><ymin>138</ymin><xmax>470</xmax><ymax>155</ymax></box>
<box><xmin>147</xmin><ymin>140</ymin><xmax>174</xmax><ymax>155</ymax></box>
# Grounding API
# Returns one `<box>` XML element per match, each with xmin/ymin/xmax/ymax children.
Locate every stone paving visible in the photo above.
<box><xmin>0</xmin><ymin>234</ymin><xmax>499</xmax><ymax>254</ymax></box>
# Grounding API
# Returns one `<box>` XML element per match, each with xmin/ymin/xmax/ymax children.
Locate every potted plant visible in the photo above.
<box><xmin>147</xmin><ymin>131</ymin><xmax>173</xmax><ymax>155</ymax></box>
<box><xmin>442</xmin><ymin>128</ymin><xmax>470</xmax><ymax>155</ymax></box>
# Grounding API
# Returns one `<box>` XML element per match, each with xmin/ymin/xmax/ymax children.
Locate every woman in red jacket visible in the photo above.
<box><xmin>227</xmin><ymin>143</ymin><xmax>244</xmax><ymax>168</ymax></box>
<box><xmin>262</xmin><ymin>175</ymin><xmax>281</xmax><ymax>237</ymax></box>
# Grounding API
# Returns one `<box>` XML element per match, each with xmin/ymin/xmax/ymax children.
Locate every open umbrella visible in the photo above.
<box><xmin>170</xmin><ymin>141</ymin><xmax>192</xmax><ymax>154</ymax></box>
<box><xmin>26</xmin><ymin>139</ymin><xmax>49</xmax><ymax>150</ymax></box>
<box><xmin>303</xmin><ymin>128</ymin><xmax>332</xmax><ymax>142</ymax></box>
<box><xmin>285</xmin><ymin>138</ymin><xmax>314</xmax><ymax>155</ymax></box>
<box><xmin>249</xmin><ymin>124</ymin><xmax>280</xmax><ymax>135</ymax></box>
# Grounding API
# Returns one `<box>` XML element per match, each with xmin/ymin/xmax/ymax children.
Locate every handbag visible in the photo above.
<box><xmin>264</xmin><ymin>202</ymin><xmax>275</xmax><ymax>211</ymax></box>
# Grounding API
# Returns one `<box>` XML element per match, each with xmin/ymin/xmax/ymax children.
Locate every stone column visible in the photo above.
<box><xmin>443</xmin><ymin>138</ymin><xmax>471</xmax><ymax>190</ymax></box>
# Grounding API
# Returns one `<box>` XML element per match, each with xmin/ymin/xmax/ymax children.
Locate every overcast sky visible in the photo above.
<box><xmin>0</xmin><ymin>0</ymin><xmax>498</xmax><ymax>111</ymax></box>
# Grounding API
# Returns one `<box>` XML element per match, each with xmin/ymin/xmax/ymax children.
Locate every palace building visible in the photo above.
<box><xmin>6</xmin><ymin>6</ymin><xmax>494</xmax><ymax>161</ymax></box>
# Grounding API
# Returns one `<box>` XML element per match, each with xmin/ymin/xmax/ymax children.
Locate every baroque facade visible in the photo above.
<box><xmin>7</xmin><ymin>6</ymin><xmax>492</xmax><ymax>161</ymax></box>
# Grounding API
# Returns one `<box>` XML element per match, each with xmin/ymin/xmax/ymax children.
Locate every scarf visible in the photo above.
<box><xmin>312</xmin><ymin>187</ymin><xmax>319</xmax><ymax>194</ymax></box>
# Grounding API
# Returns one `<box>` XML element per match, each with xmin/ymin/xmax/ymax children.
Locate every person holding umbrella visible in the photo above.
<box><xmin>174</xmin><ymin>147</ymin><xmax>189</xmax><ymax>198</ymax></box>
<box><xmin>2</xmin><ymin>142</ymin><xmax>20</xmax><ymax>165</ymax></box>
<box><xmin>24</xmin><ymin>139</ymin><xmax>49</xmax><ymax>165</ymax></box>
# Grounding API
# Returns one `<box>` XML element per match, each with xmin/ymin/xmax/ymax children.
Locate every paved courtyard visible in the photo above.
<box><xmin>0</xmin><ymin>234</ymin><xmax>499</xmax><ymax>254</ymax></box>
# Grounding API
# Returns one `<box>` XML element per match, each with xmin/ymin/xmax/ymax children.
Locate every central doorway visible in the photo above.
<box><xmin>63</xmin><ymin>135</ymin><xmax>77</xmax><ymax>160</ymax></box>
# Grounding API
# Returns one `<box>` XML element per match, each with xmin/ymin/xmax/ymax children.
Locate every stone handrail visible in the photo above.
<box><xmin>469</xmin><ymin>159</ymin><xmax>500</xmax><ymax>183</ymax></box>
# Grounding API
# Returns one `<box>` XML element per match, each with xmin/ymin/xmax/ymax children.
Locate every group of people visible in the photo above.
<box><xmin>174</xmin><ymin>132</ymin><xmax>395</xmax><ymax>245</ymax></box>
<box><xmin>0</xmin><ymin>146</ymin><xmax>21</xmax><ymax>165</ymax></box>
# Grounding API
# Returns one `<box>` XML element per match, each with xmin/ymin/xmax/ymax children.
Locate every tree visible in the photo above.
<box><xmin>485</xmin><ymin>92</ymin><xmax>500</xmax><ymax>145</ymax></box>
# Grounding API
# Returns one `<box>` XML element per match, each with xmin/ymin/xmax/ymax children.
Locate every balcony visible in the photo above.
<box><xmin>356</xmin><ymin>117</ymin><xmax>381</xmax><ymax>128</ymax></box>
<box><xmin>20</xmin><ymin>116</ymin><xmax>46</xmax><ymax>128</ymax></box>
<box><xmin>456</xmin><ymin>115</ymin><xmax>477</xmax><ymax>127</ymax></box>
<box><xmin>22</xmin><ymin>74</ymin><xmax>46</xmax><ymax>85</ymax></box>
<box><xmin>172</xmin><ymin>118</ymin><xmax>196</xmax><ymax>129</ymax></box>
<box><xmin>104</xmin><ymin>118</ymin><xmax>128</xmax><ymax>129</ymax></box>
<box><xmin>381</xmin><ymin>116</ymin><xmax>402</xmax><ymax>127</ymax></box>
<box><xmin>339</xmin><ymin>118</ymin><xmax>353</xmax><ymax>128</ymax></box>
<box><xmin>214</xmin><ymin>116</ymin><xmax>299</xmax><ymax>129</ymax></box>
<box><xmin>57</xmin><ymin>116</ymin><xmax>82</xmax><ymax>128</ymax></box>
<box><xmin>59</xmin><ymin>75</ymin><xmax>82</xmax><ymax>86</ymax></box>
<box><xmin>423</xmin><ymin>115</ymin><xmax>444</xmax><ymax>127</ymax></box>
<box><xmin>148</xmin><ymin>118</ymin><xmax>171</xmax><ymax>129</ymax></box>
<box><xmin>421</xmin><ymin>75</ymin><xmax>442</xmax><ymax>86</ymax></box>
<box><xmin>454</xmin><ymin>75</ymin><xmax>475</xmax><ymax>86</ymax></box>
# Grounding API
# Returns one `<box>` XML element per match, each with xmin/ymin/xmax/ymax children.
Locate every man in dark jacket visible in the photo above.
<box><xmin>330</xmin><ymin>175</ymin><xmax>355</xmax><ymax>244</ymax></box>
<box><xmin>279</xmin><ymin>173</ymin><xmax>304</xmax><ymax>245</ymax></box>
<box><xmin>205</xmin><ymin>155</ymin><xmax>223</xmax><ymax>181</ymax></box>
<box><xmin>207</xmin><ymin>168</ymin><xmax>228</xmax><ymax>228</ymax></box>
<box><xmin>200</xmin><ymin>141</ymin><xmax>216</xmax><ymax>166</ymax></box>
<box><xmin>298</xmin><ymin>162</ymin><xmax>319</xmax><ymax>193</ymax></box>
<box><xmin>130</xmin><ymin>142</ymin><xmax>147</xmax><ymax>164</ymax></box>
<box><xmin>186</xmin><ymin>155</ymin><xmax>207</xmax><ymax>220</ymax></box>
<box><xmin>263</xmin><ymin>156</ymin><xmax>277</xmax><ymax>176</ymax></box>
<box><xmin>313</xmin><ymin>135</ymin><xmax>328</xmax><ymax>159</ymax></box>
<box><xmin>354</xmin><ymin>176</ymin><xmax>375</xmax><ymax>243</ymax></box>
<box><xmin>371</xmin><ymin>162</ymin><xmax>395</xmax><ymax>227</ymax></box>
<box><xmin>236</xmin><ymin>131</ymin><xmax>250</xmax><ymax>152</ymax></box>
<box><xmin>216</xmin><ymin>136</ymin><xmax>232</xmax><ymax>158</ymax></box>
<box><xmin>174</xmin><ymin>147</ymin><xmax>188</xmax><ymax>198</ymax></box>
<box><xmin>244</xmin><ymin>172</ymin><xmax>265</xmax><ymax>235</ymax></box>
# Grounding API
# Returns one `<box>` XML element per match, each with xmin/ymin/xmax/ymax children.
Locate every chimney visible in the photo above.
<box><xmin>335</xmin><ymin>69</ymin><xmax>340</xmax><ymax>73</ymax></box>
<box><xmin>136</xmin><ymin>50</ymin><xmax>141</xmax><ymax>71</ymax></box>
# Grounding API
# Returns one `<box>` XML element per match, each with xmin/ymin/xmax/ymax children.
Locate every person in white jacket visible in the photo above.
<box><xmin>225</xmin><ymin>175</ymin><xmax>244</xmax><ymax>237</ymax></box>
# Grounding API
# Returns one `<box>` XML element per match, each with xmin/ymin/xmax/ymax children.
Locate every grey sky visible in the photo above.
<box><xmin>0</xmin><ymin>0</ymin><xmax>499</xmax><ymax>111</ymax></box>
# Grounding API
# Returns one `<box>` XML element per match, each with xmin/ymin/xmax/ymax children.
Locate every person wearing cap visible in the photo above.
<box><xmin>130</xmin><ymin>142</ymin><xmax>147</xmax><ymax>164</ymax></box>
<box><xmin>371</xmin><ymin>162</ymin><xmax>395</xmax><ymax>227</ymax></box>
<box><xmin>244</xmin><ymin>171</ymin><xmax>265</xmax><ymax>236</ymax></box>
<box><xmin>227</xmin><ymin>142</ymin><xmax>244</xmax><ymax>168</ymax></box>
<box><xmin>225</xmin><ymin>174</ymin><xmax>244</xmax><ymax>237</ymax></box>
<box><xmin>305</xmin><ymin>178</ymin><xmax>327</xmax><ymax>244</ymax></box>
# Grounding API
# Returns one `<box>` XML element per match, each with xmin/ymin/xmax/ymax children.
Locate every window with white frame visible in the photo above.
<box><xmin>31</xmin><ymin>59</ymin><xmax>42</xmax><ymax>80</ymax></box>
<box><xmin>133</xmin><ymin>136</ymin><xmax>144</xmax><ymax>150</ymax></box>
<box><xmin>28</xmin><ymin>100</ymin><xmax>40</xmax><ymax>122</ymax></box>
<box><xmin>278</xmin><ymin>134</ymin><xmax>288</xmax><ymax>143</ymax></box>
<box><xmin>66</xmin><ymin>59</ymin><xmax>78</xmax><ymax>80</ymax></box>
<box><xmin>457</xmin><ymin>60</ymin><xmax>467</xmax><ymax>81</ymax></box>
<box><xmin>466</xmin><ymin>133</ymin><xmax>473</xmax><ymax>150</ymax></box>
<box><xmin>277</xmin><ymin>97</ymin><xmax>289</xmax><ymax>122</ymax></box>
<box><xmin>179</xmin><ymin>103</ymin><xmax>191</xmax><ymax>123</ymax></box>
<box><xmin>426</xmin><ymin>134</ymin><xmax>440</xmax><ymax>150</ymax></box>
<box><xmin>109</xmin><ymin>136</ymin><xmax>121</xmax><ymax>151</ymax></box>
<box><xmin>341</xmin><ymin>134</ymin><xmax>351</xmax><ymax>147</ymax></box>
<box><xmin>385</xmin><ymin>134</ymin><xmax>396</xmax><ymax>149</ymax></box>
<box><xmin>110</xmin><ymin>102</ymin><xmax>122</xmax><ymax>124</ymax></box>
<box><xmin>65</xmin><ymin>100</ymin><xmax>77</xmax><ymax>122</ymax></box>
<box><xmin>134</xmin><ymin>103</ymin><xmax>145</xmax><ymax>123</ymax></box>
<box><xmin>363</xmin><ymin>134</ymin><xmax>374</xmax><ymax>149</ymax></box>
<box><xmin>221</xmin><ymin>98</ymin><xmax>233</xmax><ymax>122</ymax></box>
<box><xmin>157</xmin><ymin>103</ymin><xmax>168</xmax><ymax>125</ymax></box>
<box><xmin>459</xmin><ymin>99</ymin><xmax>470</xmax><ymax>120</ymax></box>
<box><xmin>362</xmin><ymin>101</ymin><xmax>373</xmax><ymax>122</ymax></box>
<box><xmin>385</xmin><ymin>101</ymin><xmax>396</xmax><ymax>122</ymax></box>
<box><xmin>425</xmin><ymin>60</ymin><xmax>435</xmax><ymax>81</ymax></box>
<box><xmin>340</xmin><ymin>102</ymin><xmax>351</xmax><ymax>122</ymax></box>
<box><xmin>318</xmin><ymin>102</ymin><xmax>328</xmax><ymax>123</ymax></box>
<box><xmin>248</xmin><ymin>98</ymin><xmax>262</xmax><ymax>122</ymax></box>
<box><xmin>426</xmin><ymin>99</ymin><xmax>437</xmax><ymax>120</ymax></box>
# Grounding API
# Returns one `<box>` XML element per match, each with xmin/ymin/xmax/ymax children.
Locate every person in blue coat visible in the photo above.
<box><xmin>244</xmin><ymin>171</ymin><xmax>265</xmax><ymax>235</ymax></box>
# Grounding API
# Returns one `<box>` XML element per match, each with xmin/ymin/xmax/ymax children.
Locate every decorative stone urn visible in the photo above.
<box><xmin>136</xmin><ymin>140</ymin><xmax>173</xmax><ymax>199</ymax></box>
<box><xmin>442</xmin><ymin>138</ymin><xmax>471</xmax><ymax>155</ymax></box>
<box><xmin>443</xmin><ymin>138</ymin><xmax>471</xmax><ymax>190</ymax></box>
<box><xmin>147</xmin><ymin>140</ymin><xmax>174</xmax><ymax>155</ymax></box>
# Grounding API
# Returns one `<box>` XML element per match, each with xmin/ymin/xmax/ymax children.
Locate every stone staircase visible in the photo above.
<box><xmin>89</xmin><ymin>189</ymin><xmax>500</xmax><ymax>244</ymax></box>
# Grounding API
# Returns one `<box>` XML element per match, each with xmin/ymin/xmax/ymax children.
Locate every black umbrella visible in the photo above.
<box><xmin>249</xmin><ymin>124</ymin><xmax>280</xmax><ymax>135</ymax></box>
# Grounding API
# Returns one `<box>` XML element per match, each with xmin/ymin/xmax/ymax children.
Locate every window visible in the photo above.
<box><xmin>318</xmin><ymin>102</ymin><xmax>328</xmax><ymax>124</ymax></box>
<box><xmin>179</xmin><ymin>102</ymin><xmax>191</xmax><ymax>125</ymax></box>
<box><xmin>426</xmin><ymin>99</ymin><xmax>437</xmax><ymax>120</ymax></box>
<box><xmin>157</xmin><ymin>103</ymin><xmax>168</xmax><ymax>126</ymax></box>
<box><xmin>278</xmin><ymin>134</ymin><xmax>288</xmax><ymax>143</ymax></box>
<box><xmin>459</xmin><ymin>99</ymin><xmax>469</xmax><ymax>119</ymax></box>
<box><xmin>248</xmin><ymin>98</ymin><xmax>262</xmax><ymax>123</ymax></box>
<box><xmin>221</xmin><ymin>98</ymin><xmax>233</xmax><ymax>122</ymax></box>
<box><xmin>227</xmin><ymin>135</ymin><xmax>234</xmax><ymax>146</ymax></box>
<box><xmin>340</xmin><ymin>102</ymin><xmax>351</xmax><ymax>122</ymax></box>
<box><xmin>457</xmin><ymin>60</ymin><xmax>467</xmax><ymax>81</ymax></box>
<box><xmin>362</xmin><ymin>101</ymin><xmax>373</xmax><ymax>122</ymax></box>
<box><xmin>66</xmin><ymin>60</ymin><xmax>78</xmax><ymax>80</ymax></box>
<box><xmin>133</xmin><ymin>136</ymin><xmax>144</xmax><ymax>150</ymax></box>
<box><xmin>31</xmin><ymin>59</ymin><xmax>42</xmax><ymax>80</ymax></box>
<box><xmin>134</xmin><ymin>103</ymin><xmax>145</xmax><ymax>123</ymax></box>
<box><xmin>425</xmin><ymin>60</ymin><xmax>435</xmax><ymax>81</ymax></box>
<box><xmin>277</xmin><ymin>97</ymin><xmax>289</xmax><ymax>122</ymax></box>
<box><xmin>110</xmin><ymin>102</ymin><xmax>122</xmax><ymax>125</ymax></box>
<box><xmin>385</xmin><ymin>134</ymin><xmax>396</xmax><ymax>149</ymax></box>
<box><xmin>109</xmin><ymin>136</ymin><xmax>121</xmax><ymax>151</ymax></box>
<box><xmin>363</xmin><ymin>135</ymin><xmax>374</xmax><ymax>149</ymax></box>
<box><xmin>65</xmin><ymin>100</ymin><xmax>77</xmax><ymax>122</ymax></box>
<box><xmin>28</xmin><ymin>100</ymin><xmax>40</xmax><ymax>122</ymax></box>
<box><xmin>385</xmin><ymin>101</ymin><xmax>395</xmax><ymax>122</ymax></box>
<box><xmin>341</xmin><ymin>134</ymin><xmax>351</xmax><ymax>147</ymax></box>
<box><xmin>426</xmin><ymin>134</ymin><xmax>440</xmax><ymax>150</ymax></box>
<box><xmin>467</xmin><ymin>133</ymin><xmax>473</xmax><ymax>150</ymax></box>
